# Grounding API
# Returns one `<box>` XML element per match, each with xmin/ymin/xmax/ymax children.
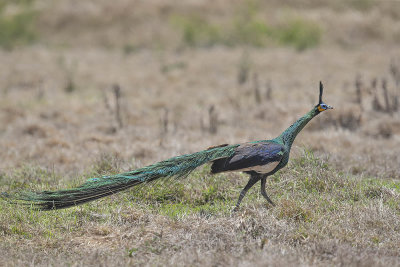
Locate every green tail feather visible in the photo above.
<box><xmin>5</xmin><ymin>145</ymin><xmax>239</xmax><ymax>210</ymax></box>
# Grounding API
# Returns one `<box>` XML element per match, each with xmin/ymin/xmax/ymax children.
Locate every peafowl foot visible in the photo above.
<box><xmin>233</xmin><ymin>174</ymin><xmax>260</xmax><ymax>211</ymax></box>
<box><xmin>261</xmin><ymin>177</ymin><xmax>275</xmax><ymax>206</ymax></box>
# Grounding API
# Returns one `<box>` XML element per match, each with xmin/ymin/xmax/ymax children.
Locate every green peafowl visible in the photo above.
<box><xmin>5</xmin><ymin>82</ymin><xmax>332</xmax><ymax>211</ymax></box>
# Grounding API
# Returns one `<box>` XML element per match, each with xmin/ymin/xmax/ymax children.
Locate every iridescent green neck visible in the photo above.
<box><xmin>277</xmin><ymin>107</ymin><xmax>319</xmax><ymax>149</ymax></box>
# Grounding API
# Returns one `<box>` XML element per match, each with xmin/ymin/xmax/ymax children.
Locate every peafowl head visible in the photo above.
<box><xmin>316</xmin><ymin>81</ymin><xmax>333</xmax><ymax>113</ymax></box>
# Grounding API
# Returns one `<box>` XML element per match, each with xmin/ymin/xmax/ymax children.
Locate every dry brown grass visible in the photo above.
<box><xmin>1</xmin><ymin>0</ymin><xmax>400</xmax><ymax>266</ymax></box>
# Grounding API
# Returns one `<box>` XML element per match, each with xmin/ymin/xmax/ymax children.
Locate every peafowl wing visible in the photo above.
<box><xmin>210</xmin><ymin>141</ymin><xmax>285</xmax><ymax>174</ymax></box>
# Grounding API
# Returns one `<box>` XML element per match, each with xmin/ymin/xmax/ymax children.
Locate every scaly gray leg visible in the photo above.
<box><xmin>261</xmin><ymin>177</ymin><xmax>275</xmax><ymax>206</ymax></box>
<box><xmin>234</xmin><ymin>174</ymin><xmax>260</xmax><ymax>211</ymax></box>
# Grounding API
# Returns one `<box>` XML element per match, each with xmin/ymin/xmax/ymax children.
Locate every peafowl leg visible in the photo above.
<box><xmin>234</xmin><ymin>174</ymin><xmax>259</xmax><ymax>211</ymax></box>
<box><xmin>260</xmin><ymin>177</ymin><xmax>275</xmax><ymax>206</ymax></box>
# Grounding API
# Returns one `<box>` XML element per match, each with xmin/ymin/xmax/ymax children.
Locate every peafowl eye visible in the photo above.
<box><xmin>317</xmin><ymin>103</ymin><xmax>333</xmax><ymax>112</ymax></box>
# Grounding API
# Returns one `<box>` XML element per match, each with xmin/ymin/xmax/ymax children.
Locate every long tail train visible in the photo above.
<box><xmin>4</xmin><ymin>145</ymin><xmax>239</xmax><ymax>210</ymax></box>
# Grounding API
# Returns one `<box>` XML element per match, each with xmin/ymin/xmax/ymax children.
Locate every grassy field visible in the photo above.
<box><xmin>1</xmin><ymin>0</ymin><xmax>400</xmax><ymax>266</ymax></box>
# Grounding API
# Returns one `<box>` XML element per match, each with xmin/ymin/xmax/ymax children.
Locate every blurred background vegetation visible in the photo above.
<box><xmin>0</xmin><ymin>0</ymin><xmax>398</xmax><ymax>51</ymax></box>
<box><xmin>0</xmin><ymin>0</ymin><xmax>36</xmax><ymax>49</ymax></box>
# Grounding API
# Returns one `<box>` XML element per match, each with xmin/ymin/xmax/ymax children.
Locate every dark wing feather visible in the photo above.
<box><xmin>211</xmin><ymin>141</ymin><xmax>284</xmax><ymax>174</ymax></box>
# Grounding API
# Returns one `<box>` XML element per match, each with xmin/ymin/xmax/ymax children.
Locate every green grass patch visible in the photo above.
<box><xmin>0</xmin><ymin>0</ymin><xmax>37</xmax><ymax>49</ymax></box>
<box><xmin>169</xmin><ymin>15</ymin><xmax>221</xmax><ymax>47</ymax></box>
<box><xmin>169</xmin><ymin>2</ymin><xmax>322</xmax><ymax>50</ymax></box>
<box><xmin>228</xmin><ymin>1</ymin><xmax>271</xmax><ymax>47</ymax></box>
<box><xmin>275</xmin><ymin>18</ymin><xmax>322</xmax><ymax>51</ymax></box>
<box><xmin>278</xmin><ymin>199</ymin><xmax>313</xmax><ymax>222</ymax></box>
<box><xmin>348</xmin><ymin>0</ymin><xmax>375</xmax><ymax>11</ymax></box>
